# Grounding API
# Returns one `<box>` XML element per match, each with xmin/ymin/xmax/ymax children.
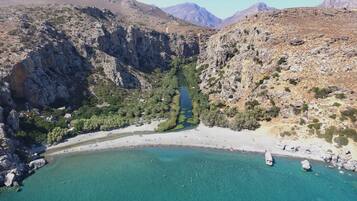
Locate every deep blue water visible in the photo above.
<box><xmin>1</xmin><ymin>148</ymin><xmax>357</xmax><ymax>201</ymax></box>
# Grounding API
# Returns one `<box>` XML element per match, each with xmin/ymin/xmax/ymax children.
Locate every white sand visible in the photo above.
<box><xmin>46</xmin><ymin>123</ymin><xmax>345</xmax><ymax>161</ymax></box>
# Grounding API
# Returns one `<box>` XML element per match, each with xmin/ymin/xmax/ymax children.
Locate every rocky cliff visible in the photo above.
<box><xmin>198</xmin><ymin>8</ymin><xmax>357</xmax><ymax>150</ymax></box>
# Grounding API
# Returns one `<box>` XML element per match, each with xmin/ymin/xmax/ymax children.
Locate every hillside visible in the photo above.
<box><xmin>198</xmin><ymin>8</ymin><xmax>357</xmax><ymax>148</ymax></box>
<box><xmin>162</xmin><ymin>3</ymin><xmax>222</xmax><ymax>28</ymax></box>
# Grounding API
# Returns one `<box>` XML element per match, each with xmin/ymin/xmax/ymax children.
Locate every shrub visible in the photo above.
<box><xmin>311</xmin><ymin>87</ymin><xmax>334</xmax><ymax>99</ymax></box>
<box><xmin>47</xmin><ymin>127</ymin><xmax>68</xmax><ymax>145</ymax></box>
<box><xmin>289</xmin><ymin>79</ymin><xmax>299</xmax><ymax>85</ymax></box>
<box><xmin>329</xmin><ymin>114</ymin><xmax>337</xmax><ymax>119</ymax></box>
<box><xmin>280</xmin><ymin>131</ymin><xmax>296</xmax><ymax>137</ymax></box>
<box><xmin>266</xmin><ymin>106</ymin><xmax>280</xmax><ymax>118</ymax></box>
<box><xmin>335</xmin><ymin>93</ymin><xmax>346</xmax><ymax>99</ymax></box>
<box><xmin>245</xmin><ymin>100</ymin><xmax>260</xmax><ymax>110</ymax></box>
<box><xmin>332</xmin><ymin>102</ymin><xmax>341</xmax><ymax>107</ymax></box>
<box><xmin>339</xmin><ymin>128</ymin><xmax>357</xmax><ymax>142</ymax></box>
<box><xmin>341</xmin><ymin>108</ymin><xmax>357</xmax><ymax>122</ymax></box>
<box><xmin>299</xmin><ymin>118</ymin><xmax>306</xmax><ymax>125</ymax></box>
<box><xmin>323</xmin><ymin>126</ymin><xmax>337</xmax><ymax>143</ymax></box>
<box><xmin>308</xmin><ymin>119</ymin><xmax>322</xmax><ymax>131</ymax></box>
<box><xmin>334</xmin><ymin>136</ymin><xmax>349</xmax><ymax>147</ymax></box>
<box><xmin>302</xmin><ymin>103</ymin><xmax>309</xmax><ymax>112</ymax></box>
<box><xmin>230</xmin><ymin>112</ymin><xmax>260</xmax><ymax>131</ymax></box>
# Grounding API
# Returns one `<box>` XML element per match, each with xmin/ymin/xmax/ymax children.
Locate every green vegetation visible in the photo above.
<box><xmin>280</xmin><ymin>130</ymin><xmax>297</xmax><ymax>137</ymax></box>
<box><xmin>341</xmin><ymin>108</ymin><xmax>357</xmax><ymax>122</ymax></box>
<box><xmin>332</xmin><ymin>102</ymin><xmax>341</xmax><ymax>107</ymax></box>
<box><xmin>310</xmin><ymin>87</ymin><xmax>335</xmax><ymax>99</ymax></box>
<box><xmin>334</xmin><ymin>136</ymin><xmax>349</xmax><ymax>147</ymax></box>
<box><xmin>47</xmin><ymin>127</ymin><xmax>69</xmax><ymax>145</ymax></box>
<box><xmin>302</xmin><ymin>103</ymin><xmax>309</xmax><ymax>112</ymax></box>
<box><xmin>156</xmin><ymin>94</ymin><xmax>180</xmax><ymax>132</ymax></box>
<box><xmin>317</xmin><ymin>126</ymin><xmax>357</xmax><ymax>145</ymax></box>
<box><xmin>308</xmin><ymin>119</ymin><xmax>322</xmax><ymax>134</ymax></box>
<box><xmin>17</xmin><ymin>110</ymin><xmax>68</xmax><ymax>144</ymax></box>
<box><xmin>318</xmin><ymin>126</ymin><xmax>337</xmax><ymax>143</ymax></box>
<box><xmin>16</xmin><ymin>61</ymin><xmax>180</xmax><ymax>144</ymax></box>
<box><xmin>335</xmin><ymin>93</ymin><xmax>346</xmax><ymax>100</ymax></box>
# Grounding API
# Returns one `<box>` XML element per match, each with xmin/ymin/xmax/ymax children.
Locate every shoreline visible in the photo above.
<box><xmin>46</xmin><ymin>123</ymin><xmax>355</xmax><ymax>165</ymax></box>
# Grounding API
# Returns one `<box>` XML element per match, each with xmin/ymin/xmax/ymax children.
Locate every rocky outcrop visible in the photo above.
<box><xmin>301</xmin><ymin>160</ymin><xmax>312</xmax><ymax>171</ymax></box>
<box><xmin>29</xmin><ymin>158</ymin><xmax>46</xmax><ymax>170</ymax></box>
<box><xmin>4</xmin><ymin>172</ymin><xmax>15</xmax><ymax>187</ymax></box>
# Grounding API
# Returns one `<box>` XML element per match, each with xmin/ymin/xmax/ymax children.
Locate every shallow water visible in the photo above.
<box><xmin>2</xmin><ymin>148</ymin><xmax>357</xmax><ymax>201</ymax></box>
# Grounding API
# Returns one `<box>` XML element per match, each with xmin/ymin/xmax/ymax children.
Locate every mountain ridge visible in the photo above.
<box><xmin>219</xmin><ymin>2</ymin><xmax>276</xmax><ymax>28</ymax></box>
<box><xmin>162</xmin><ymin>2</ymin><xmax>221</xmax><ymax>28</ymax></box>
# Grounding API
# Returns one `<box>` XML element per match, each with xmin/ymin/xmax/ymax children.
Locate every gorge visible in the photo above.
<box><xmin>0</xmin><ymin>0</ymin><xmax>356</xmax><ymax>199</ymax></box>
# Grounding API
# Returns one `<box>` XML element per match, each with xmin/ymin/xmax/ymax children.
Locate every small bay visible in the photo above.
<box><xmin>1</xmin><ymin>148</ymin><xmax>357</xmax><ymax>201</ymax></box>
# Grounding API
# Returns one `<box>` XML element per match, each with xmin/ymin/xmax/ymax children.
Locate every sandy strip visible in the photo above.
<box><xmin>46</xmin><ymin>123</ymin><xmax>343</xmax><ymax>162</ymax></box>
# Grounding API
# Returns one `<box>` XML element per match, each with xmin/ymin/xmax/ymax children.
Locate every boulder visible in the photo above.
<box><xmin>7</xmin><ymin>110</ymin><xmax>19</xmax><ymax>132</ymax></box>
<box><xmin>289</xmin><ymin>38</ymin><xmax>305</xmax><ymax>46</ymax></box>
<box><xmin>301</xmin><ymin>160</ymin><xmax>312</xmax><ymax>171</ymax></box>
<box><xmin>64</xmin><ymin>113</ymin><xmax>72</xmax><ymax>119</ymax></box>
<box><xmin>29</xmin><ymin>158</ymin><xmax>46</xmax><ymax>170</ymax></box>
<box><xmin>321</xmin><ymin>153</ymin><xmax>332</xmax><ymax>163</ymax></box>
<box><xmin>4</xmin><ymin>172</ymin><xmax>15</xmax><ymax>187</ymax></box>
<box><xmin>342</xmin><ymin>160</ymin><xmax>357</xmax><ymax>172</ymax></box>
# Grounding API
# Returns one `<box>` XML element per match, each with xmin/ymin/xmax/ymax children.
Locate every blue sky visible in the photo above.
<box><xmin>138</xmin><ymin>0</ymin><xmax>324</xmax><ymax>18</ymax></box>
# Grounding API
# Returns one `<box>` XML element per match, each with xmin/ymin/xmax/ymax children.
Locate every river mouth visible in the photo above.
<box><xmin>173</xmin><ymin>86</ymin><xmax>197</xmax><ymax>131</ymax></box>
<box><xmin>2</xmin><ymin>147</ymin><xmax>357</xmax><ymax>201</ymax></box>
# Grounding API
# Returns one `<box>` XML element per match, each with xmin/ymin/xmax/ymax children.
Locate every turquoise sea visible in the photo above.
<box><xmin>1</xmin><ymin>148</ymin><xmax>357</xmax><ymax>201</ymax></box>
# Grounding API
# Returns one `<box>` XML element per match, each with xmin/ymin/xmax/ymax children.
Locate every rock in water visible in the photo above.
<box><xmin>301</xmin><ymin>160</ymin><xmax>312</xmax><ymax>171</ymax></box>
<box><xmin>4</xmin><ymin>172</ymin><xmax>15</xmax><ymax>187</ymax></box>
<box><xmin>265</xmin><ymin>151</ymin><xmax>274</xmax><ymax>166</ymax></box>
<box><xmin>29</xmin><ymin>158</ymin><xmax>47</xmax><ymax>170</ymax></box>
<box><xmin>342</xmin><ymin>160</ymin><xmax>357</xmax><ymax>172</ymax></box>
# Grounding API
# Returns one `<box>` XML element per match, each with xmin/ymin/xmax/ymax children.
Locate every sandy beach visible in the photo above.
<box><xmin>46</xmin><ymin>122</ymin><xmax>356</xmax><ymax>162</ymax></box>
